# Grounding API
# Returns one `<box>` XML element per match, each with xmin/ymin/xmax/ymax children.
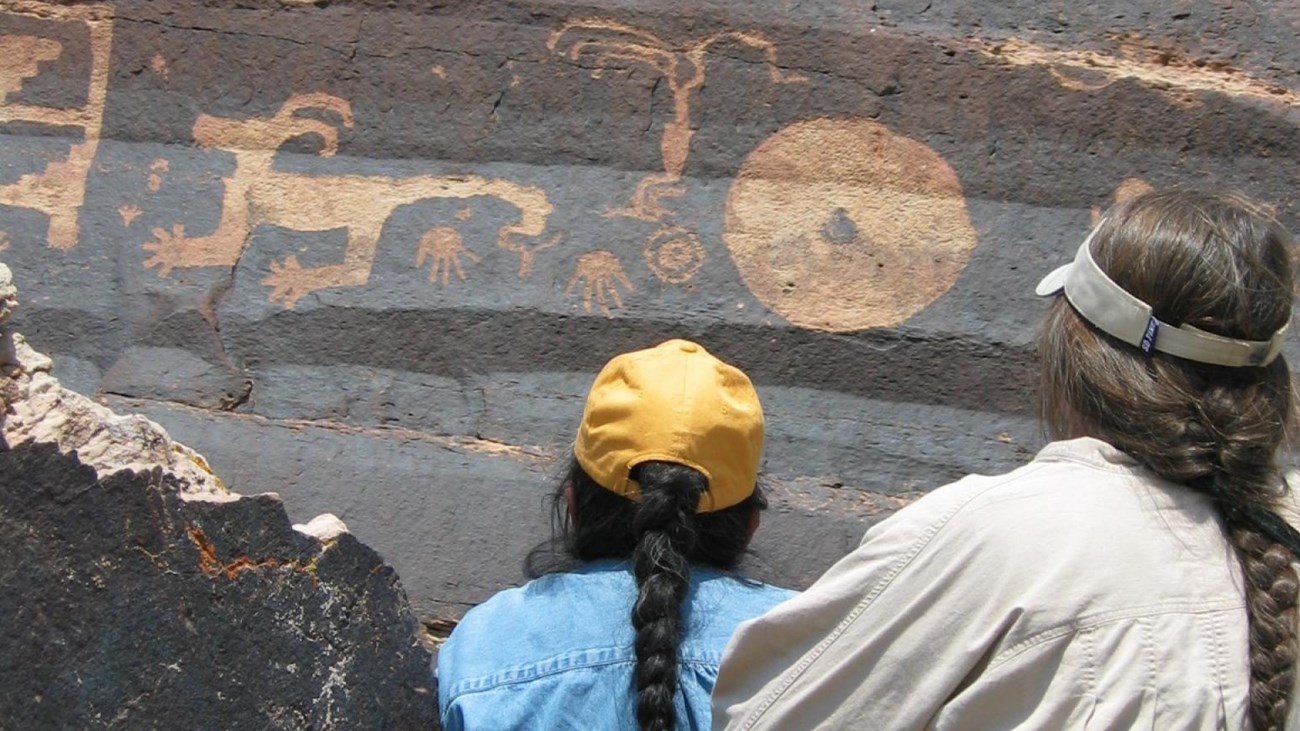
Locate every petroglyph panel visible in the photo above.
<box><xmin>0</xmin><ymin>2</ymin><xmax>112</xmax><ymax>250</ymax></box>
<box><xmin>724</xmin><ymin>118</ymin><xmax>978</xmax><ymax>332</ymax></box>
<box><xmin>139</xmin><ymin>93</ymin><xmax>557</xmax><ymax>309</ymax></box>
<box><xmin>548</xmin><ymin>19</ymin><xmax>804</xmax><ymax>222</ymax></box>
<box><xmin>3</xmin><ymin>0</ymin><xmax>1298</xmax><ymax>640</ymax></box>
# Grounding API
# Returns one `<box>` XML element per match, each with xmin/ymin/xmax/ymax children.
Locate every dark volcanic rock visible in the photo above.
<box><xmin>0</xmin><ymin>444</ymin><xmax>437</xmax><ymax>730</ymax></box>
<box><xmin>0</xmin><ymin>264</ymin><xmax>436</xmax><ymax>728</ymax></box>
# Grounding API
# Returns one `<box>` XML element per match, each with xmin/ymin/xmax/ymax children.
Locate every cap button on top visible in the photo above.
<box><xmin>679</xmin><ymin>342</ymin><xmax>698</xmax><ymax>353</ymax></box>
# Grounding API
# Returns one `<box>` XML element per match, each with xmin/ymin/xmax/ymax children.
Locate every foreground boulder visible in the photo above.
<box><xmin>0</xmin><ymin>262</ymin><xmax>437</xmax><ymax>729</ymax></box>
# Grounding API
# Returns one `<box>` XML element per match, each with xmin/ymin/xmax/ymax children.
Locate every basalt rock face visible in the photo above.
<box><xmin>2</xmin><ymin>0</ymin><xmax>1297</xmax><ymax>631</ymax></box>
<box><xmin>0</xmin><ymin>264</ymin><xmax>436</xmax><ymax>729</ymax></box>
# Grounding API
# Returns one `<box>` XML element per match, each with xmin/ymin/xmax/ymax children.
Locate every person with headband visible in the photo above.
<box><xmin>438</xmin><ymin>339</ymin><xmax>795</xmax><ymax>731</ymax></box>
<box><xmin>712</xmin><ymin>190</ymin><xmax>1300</xmax><ymax>730</ymax></box>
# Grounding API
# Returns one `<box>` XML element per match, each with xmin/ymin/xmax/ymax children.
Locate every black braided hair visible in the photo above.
<box><xmin>525</xmin><ymin>458</ymin><xmax>763</xmax><ymax>731</ymax></box>
<box><xmin>1040</xmin><ymin>190</ymin><xmax>1299</xmax><ymax>729</ymax></box>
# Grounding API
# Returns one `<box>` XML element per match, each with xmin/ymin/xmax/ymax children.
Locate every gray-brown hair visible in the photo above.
<box><xmin>1039</xmin><ymin>189</ymin><xmax>1298</xmax><ymax>730</ymax></box>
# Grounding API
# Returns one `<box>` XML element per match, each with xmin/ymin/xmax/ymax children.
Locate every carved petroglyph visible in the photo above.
<box><xmin>0</xmin><ymin>36</ymin><xmax>61</xmax><ymax>97</ymax></box>
<box><xmin>146</xmin><ymin>158</ymin><xmax>168</xmax><ymax>192</ymax></box>
<box><xmin>644</xmin><ymin>227</ymin><xmax>706</xmax><ymax>284</ymax></box>
<box><xmin>1092</xmin><ymin>177</ymin><xmax>1154</xmax><ymax>225</ymax></box>
<box><xmin>724</xmin><ymin>118</ymin><xmax>977</xmax><ymax>332</ymax></box>
<box><xmin>566</xmin><ymin>250</ymin><xmax>634</xmax><ymax>317</ymax></box>
<box><xmin>548</xmin><ymin>19</ymin><xmax>805</xmax><ymax>222</ymax></box>
<box><xmin>118</xmin><ymin>203</ymin><xmax>141</xmax><ymax>227</ymax></box>
<box><xmin>415</xmin><ymin>226</ymin><xmax>479</xmax><ymax>287</ymax></box>
<box><xmin>149</xmin><ymin>52</ymin><xmax>168</xmax><ymax>78</ymax></box>
<box><xmin>972</xmin><ymin>38</ymin><xmax>1300</xmax><ymax>109</ymax></box>
<box><xmin>140</xmin><ymin>93</ymin><xmax>557</xmax><ymax>309</ymax></box>
<box><xmin>0</xmin><ymin>4</ymin><xmax>113</xmax><ymax>250</ymax></box>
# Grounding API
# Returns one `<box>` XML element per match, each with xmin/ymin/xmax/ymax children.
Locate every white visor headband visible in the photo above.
<box><xmin>1036</xmin><ymin>224</ymin><xmax>1288</xmax><ymax>367</ymax></box>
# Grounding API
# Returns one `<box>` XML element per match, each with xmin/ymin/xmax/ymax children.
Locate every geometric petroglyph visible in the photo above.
<box><xmin>0</xmin><ymin>3</ymin><xmax>114</xmax><ymax>250</ymax></box>
<box><xmin>724</xmin><ymin>118</ymin><xmax>978</xmax><ymax>332</ymax></box>
<box><xmin>566</xmin><ymin>249</ymin><xmax>634</xmax><ymax>317</ymax></box>
<box><xmin>644</xmin><ymin>226</ymin><xmax>706</xmax><ymax>284</ymax></box>
<box><xmin>140</xmin><ymin>93</ymin><xmax>557</xmax><ymax>309</ymax></box>
<box><xmin>549</xmin><ymin>19</ymin><xmax>805</xmax><ymax>222</ymax></box>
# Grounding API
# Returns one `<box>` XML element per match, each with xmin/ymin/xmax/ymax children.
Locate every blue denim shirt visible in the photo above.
<box><xmin>437</xmin><ymin>559</ymin><xmax>795</xmax><ymax>730</ymax></box>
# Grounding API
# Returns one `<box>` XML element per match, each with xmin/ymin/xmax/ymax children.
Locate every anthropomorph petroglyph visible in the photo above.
<box><xmin>0</xmin><ymin>4</ymin><xmax>114</xmax><ymax>250</ymax></box>
<box><xmin>141</xmin><ymin>93</ymin><xmax>558</xmax><ymax>309</ymax></box>
<box><xmin>548</xmin><ymin>19</ymin><xmax>805</xmax><ymax>222</ymax></box>
<box><xmin>566</xmin><ymin>250</ymin><xmax>634</xmax><ymax>317</ymax></box>
<box><xmin>724</xmin><ymin>118</ymin><xmax>977</xmax><ymax>332</ymax></box>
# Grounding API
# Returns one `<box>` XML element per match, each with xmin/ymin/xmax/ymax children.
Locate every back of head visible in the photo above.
<box><xmin>531</xmin><ymin>340</ymin><xmax>767</xmax><ymax>731</ymax></box>
<box><xmin>1038</xmin><ymin>190</ymin><xmax>1298</xmax><ymax>729</ymax></box>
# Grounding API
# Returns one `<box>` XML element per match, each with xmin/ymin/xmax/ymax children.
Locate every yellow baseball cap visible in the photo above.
<box><xmin>574</xmin><ymin>339</ymin><xmax>765</xmax><ymax>513</ymax></box>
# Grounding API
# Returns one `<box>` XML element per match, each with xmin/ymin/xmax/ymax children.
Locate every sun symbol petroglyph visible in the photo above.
<box><xmin>566</xmin><ymin>250</ymin><xmax>635</xmax><ymax>317</ymax></box>
<box><xmin>644</xmin><ymin>227</ymin><xmax>706</xmax><ymax>284</ymax></box>
<box><xmin>724</xmin><ymin>118</ymin><xmax>978</xmax><ymax>332</ymax></box>
<box><xmin>118</xmin><ymin>203</ymin><xmax>142</xmax><ymax>227</ymax></box>
<box><xmin>140</xmin><ymin>93</ymin><xmax>558</xmax><ymax>309</ymax></box>
<box><xmin>0</xmin><ymin>4</ymin><xmax>114</xmax><ymax>250</ymax></box>
<box><xmin>415</xmin><ymin>227</ymin><xmax>480</xmax><ymax>287</ymax></box>
<box><xmin>147</xmin><ymin>158</ymin><xmax>169</xmax><ymax>192</ymax></box>
<box><xmin>548</xmin><ymin>19</ymin><xmax>805</xmax><ymax>222</ymax></box>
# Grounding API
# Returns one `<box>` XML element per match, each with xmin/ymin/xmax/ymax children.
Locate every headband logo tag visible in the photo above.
<box><xmin>1140</xmin><ymin>316</ymin><xmax>1160</xmax><ymax>356</ymax></box>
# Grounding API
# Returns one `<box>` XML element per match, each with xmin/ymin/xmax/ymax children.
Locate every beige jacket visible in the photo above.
<box><xmin>714</xmin><ymin>438</ymin><xmax>1300</xmax><ymax>730</ymax></box>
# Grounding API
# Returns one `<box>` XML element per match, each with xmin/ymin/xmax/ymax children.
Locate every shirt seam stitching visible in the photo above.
<box><xmin>985</xmin><ymin>599</ymin><xmax>1245</xmax><ymax>670</ymax></box>
<box><xmin>446</xmin><ymin>655</ymin><xmax>725</xmax><ymax>699</ymax></box>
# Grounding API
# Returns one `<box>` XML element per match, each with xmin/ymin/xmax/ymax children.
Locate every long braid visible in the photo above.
<box><xmin>629</xmin><ymin>462</ymin><xmax>706</xmax><ymax>731</ymax></box>
<box><xmin>526</xmin><ymin>457</ymin><xmax>764</xmax><ymax>728</ymax></box>
<box><xmin>1192</xmin><ymin>387</ymin><xmax>1299</xmax><ymax>730</ymax></box>
<box><xmin>1039</xmin><ymin>190</ymin><xmax>1299</xmax><ymax>728</ymax></box>
<box><xmin>1229</xmin><ymin>525</ymin><xmax>1299</xmax><ymax>729</ymax></box>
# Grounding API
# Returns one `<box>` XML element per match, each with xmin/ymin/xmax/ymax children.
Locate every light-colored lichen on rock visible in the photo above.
<box><xmin>0</xmin><ymin>262</ymin><xmax>232</xmax><ymax>502</ymax></box>
<box><xmin>293</xmin><ymin>513</ymin><xmax>351</xmax><ymax>541</ymax></box>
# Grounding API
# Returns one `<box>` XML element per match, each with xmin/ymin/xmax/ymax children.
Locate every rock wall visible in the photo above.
<box><xmin>2</xmin><ymin>0</ymin><xmax>1297</xmax><ymax>633</ymax></box>
<box><xmin>0</xmin><ymin>262</ymin><xmax>437</xmax><ymax>727</ymax></box>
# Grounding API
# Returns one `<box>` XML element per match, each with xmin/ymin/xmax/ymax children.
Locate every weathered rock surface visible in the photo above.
<box><xmin>0</xmin><ymin>264</ymin><xmax>436</xmax><ymax>729</ymax></box>
<box><xmin>2</xmin><ymin>0</ymin><xmax>1297</xmax><ymax>632</ymax></box>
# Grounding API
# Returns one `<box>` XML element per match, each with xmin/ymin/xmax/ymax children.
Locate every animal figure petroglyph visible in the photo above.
<box><xmin>143</xmin><ymin>93</ymin><xmax>557</xmax><ymax>309</ymax></box>
<box><xmin>548</xmin><ymin>19</ymin><xmax>805</xmax><ymax>221</ymax></box>
<box><xmin>0</xmin><ymin>6</ymin><xmax>114</xmax><ymax>250</ymax></box>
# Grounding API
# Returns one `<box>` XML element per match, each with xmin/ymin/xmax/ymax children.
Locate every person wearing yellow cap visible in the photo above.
<box><xmin>713</xmin><ymin>190</ymin><xmax>1300</xmax><ymax>730</ymax></box>
<box><xmin>438</xmin><ymin>339</ymin><xmax>795</xmax><ymax>731</ymax></box>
